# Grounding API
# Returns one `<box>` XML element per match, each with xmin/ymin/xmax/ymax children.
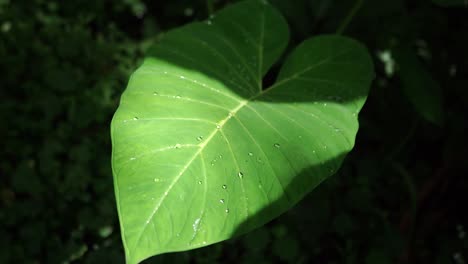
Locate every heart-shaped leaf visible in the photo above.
<box><xmin>111</xmin><ymin>1</ymin><xmax>374</xmax><ymax>263</ymax></box>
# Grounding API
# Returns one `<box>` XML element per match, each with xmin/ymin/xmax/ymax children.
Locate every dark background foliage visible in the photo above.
<box><xmin>1</xmin><ymin>0</ymin><xmax>467</xmax><ymax>263</ymax></box>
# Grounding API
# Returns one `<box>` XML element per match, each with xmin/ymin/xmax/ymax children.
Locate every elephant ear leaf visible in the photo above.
<box><xmin>111</xmin><ymin>0</ymin><xmax>374</xmax><ymax>263</ymax></box>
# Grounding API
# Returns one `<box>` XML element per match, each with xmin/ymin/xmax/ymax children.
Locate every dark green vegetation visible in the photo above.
<box><xmin>1</xmin><ymin>0</ymin><xmax>467</xmax><ymax>263</ymax></box>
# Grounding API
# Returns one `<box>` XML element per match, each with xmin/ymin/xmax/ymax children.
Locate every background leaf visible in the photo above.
<box><xmin>393</xmin><ymin>46</ymin><xmax>444</xmax><ymax>125</ymax></box>
<box><xmin>111</xmin><ymin>1</ymin><xmax>374</xmax><ymax>263</ymax></box>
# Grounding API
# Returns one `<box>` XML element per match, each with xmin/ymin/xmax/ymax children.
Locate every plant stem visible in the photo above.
<box><xmin>336</xmin><ymin>0</ymin><xmax>364</xmax><ymax>34</ymax></box>
<box><xmin>386</xmin><ymin>118</ymin><xmax>418</xmax><ymax>160</ymax></box>
<box><xmin>206</xmin><ymin>0</ymin><xmax>214</xmax><ymax>16</ymax></box>
<box><xmin>392</xmin><ymin>162</ymin><xmax>417</xmax><ymax>215</ymax></box>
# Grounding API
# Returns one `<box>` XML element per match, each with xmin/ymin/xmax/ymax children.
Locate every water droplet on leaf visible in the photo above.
<box><xmin>222</xmin><ymin>184</ymin><xmax>227</xmax><ymax>189</ymax></box>
<box><xmin>219</xmin><ymin>199</ymin><xmax>225</xmax><ymax>204</ymax></box>
<box><xmin>238</xmin><ymin>172</ymin><xmax>244</xmax><ymax>178</ymax></box>
<box><xmin>274</xmin><ymin>143</ymin><xmax>280</xmax><ymax>148</ymax></box>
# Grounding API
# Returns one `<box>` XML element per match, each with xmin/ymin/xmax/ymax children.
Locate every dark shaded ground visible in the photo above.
<box><xmin>1</xmin><ymin>0</ymin><xmax>467</xmax><ymax>263</ymax></box>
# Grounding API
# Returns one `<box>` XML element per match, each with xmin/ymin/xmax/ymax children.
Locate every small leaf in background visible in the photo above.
<box><xmin>393</xmin><ymin>46</ymin><xmax>444</xmax><ymax>125</ymax></box>
<box><xmin>111</xmin><ymin>0</ymin><xmax>374</xmax><ymax>262</ymax></box>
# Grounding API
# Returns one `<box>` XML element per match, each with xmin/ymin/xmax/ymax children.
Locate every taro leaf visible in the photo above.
<box><xmin>393</xmin><ymin>46</ymin><xmax>444</xmax><ymax>125</ymax></box>
<box><xmin>111</xmin><ymin>0</ymin><xmax>374</xmax><ymax>263</ymax></box>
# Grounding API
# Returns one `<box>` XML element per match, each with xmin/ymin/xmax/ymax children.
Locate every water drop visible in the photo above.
<box><xmin>219</xmin><ymin>199</ymin><xmax>225</xmax><ymax>204</ymax></box>
<box><xmin>248</xmin><ymin>152</ymin><xmax>253</xmax><ymax>156</ymax></box>
<box><xmin>238</xmin><ymin>172</ymin><xmax>244</xmax><ymax>179</ymax></box>
<box><xmin>274</xmin><ymin>143</ymin><xmax>280</xmax><ymax>148</ymax></box>
<box><xmin>174</xmin><ymin>95</ymin><xmax>181</xmax><ymax>99</ymax></box>
<box><xmin>133</xmin><ymin>117</ymin><xmax>139</xmax><ymax>120</ymax></box>
<box><xmin>180</xmin><ymin>75</ymin><xmax>185</xmax><ymax>79</ymax></box>
<box><xmin>225</xmin><ymin>209</ymin><xmax>229</xmax><ymax>213</ymax></box>
<box><xmin>206</xmin><ymin>20</ymin><xmax>212</xmax><ymax>25</ymax></box>
<box><xmin>175</xmin><ymin>143</ymin><xmax>181</xmax><ymax>149</ymax></box>
<box><xmin>312</xmin><ymin>150</ymin><xmax>316</xmax><ymax>154</ymax></box>
<box><xmin>298</xmin><ymin>135</ymin><xmax>303</xmax><ymax>139</ymax></box>
<box><xmin>192</xmin><ymin>218</ymin><xmax>201</xmax><ymax>232</ymax></box>
<box><xmin>196</xmin><ymin>136</ymin><xmax>203</xmax><ymax>141</ymax></box>
<box><xmin>130</xmin><ymin>157</ymin><xmax>136</xmax><ymax>161</ymax></box>
<box><xmin>153</xmin><ymin>178</ymin><xmax>160</xmax><ymax>182</ymax></box>
<box><xmin>222</xmin><ymin>184</ymin><xmax>227</xmax><ymax>189</ymax></box>
<box><xmin>218</xmin><ymin>154</ymin><xmax>223</xmax><ymax>159</ymax></box>
<box><xmin>153</xmin><ymin>91</ymin><xmax>158</xmax><ymax>95</ymax></box>
<box><xmin>257</xmin><ymin>157</ymin><xmax>263</xmax><ymax>163</ymax></box>
<box><xmin>216</xmin><ymin>124</ymin><xmax>221</xmax><ymax>129</ymax></box>
<box><xmin>198</xmin><ymin>181</ymin><xmax>202</xmax><ymax>185</ymax></box>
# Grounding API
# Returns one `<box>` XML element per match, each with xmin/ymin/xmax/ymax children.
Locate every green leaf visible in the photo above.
<box><xmin>393</xmin><ymin>46</ymin><xmax>444</xmax><ymax>125</ymax></box>
<box><xmin>111</xmin><ymin>0</ymin><xmax>374</xmax><ymax>263</ymax></box>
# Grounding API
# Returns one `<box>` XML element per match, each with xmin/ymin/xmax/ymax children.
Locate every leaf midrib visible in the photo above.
<box><xmin>132</xmin><ymin>98</ymin><xmax>249</xmax><ymax>253</ymax></box>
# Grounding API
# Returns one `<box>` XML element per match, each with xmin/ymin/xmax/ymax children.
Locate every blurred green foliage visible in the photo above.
<box><xmin>1</xmin><ymin>0</ymin><xmax>467</xmax><ymax>263</ymax></box>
